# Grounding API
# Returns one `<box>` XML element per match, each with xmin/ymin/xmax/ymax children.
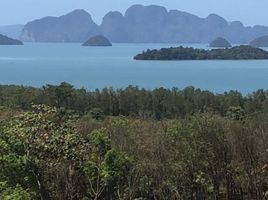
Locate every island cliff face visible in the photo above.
<box><xmin>0</xmin><ymin>34</ymin><xmax>23</xmax><ymax>45</ymax></box>
<box><xmin>100</xmin><ymin>5</ymin><xmax>268</xmax><ymax>43</ymax></box>
<box><xmin>20</xmin><ymin>10</ymin><xmax>100</xmax><ymax>42</ymax></box>
<box><xmin>100</xmin><ymin>11</ymin><xmax>127</xmax><ymax>43</ymax></box>
<box><xmin>250</xmin><ymin>35</ymin><xmax>268</xmax><ymax>47</ymax></box>
<box><xmin>82</xmin><ymin>35</ymin><xmax>112</xmax><ymax>46</ymax></box>
<box><xmin>20</xmin><ymin>5</ymin><xmax>268</xmax><ymax>43</ymax></box>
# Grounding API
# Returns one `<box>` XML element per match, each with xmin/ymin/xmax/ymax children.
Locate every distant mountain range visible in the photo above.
<box><xmin>4</xmin><ymin>5</ymin><xmax>268</xmax><ymax>43</ymax></box>
<box><xmin>20</xmin><ymin>10</ymin><xmax>100</xmax><ymax>42</ymax></box>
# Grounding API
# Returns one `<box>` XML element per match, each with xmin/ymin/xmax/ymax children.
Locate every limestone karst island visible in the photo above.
<box><xmin>82</xmin><ymin>35</ymin><xmax>112</xmax><ymax>46</ymax></box>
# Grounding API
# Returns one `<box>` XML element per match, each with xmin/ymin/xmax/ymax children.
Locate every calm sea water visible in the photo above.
<box><xmin>0</xmin><ymin>43</ymin><xmax>267</xmax><ymax>94</ymax></box>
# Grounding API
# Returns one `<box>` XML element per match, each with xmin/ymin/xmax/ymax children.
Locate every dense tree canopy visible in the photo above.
<box><xmin>134</xmin><ymin>45</ymin><xmax>268</xmax><ymax>60</ymax></box>
<box><xmin>0</xmin><ymin>83</ymin><xmax>268</xmax><ymax>199</ymax></box>
<box><xmin>0</xmin><ymin>83</ymin><xmax>267</xmax><ymax>119</ymax></box>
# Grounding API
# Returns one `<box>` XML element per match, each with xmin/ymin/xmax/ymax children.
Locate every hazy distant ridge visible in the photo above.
<box><xmin>19</xmin><ymin>5</ymin><xmax>268</xmax><ymax>43</ymax></box>
<box><xmin>0</xmin><ymin>24</ymin><xmax>24</xmax><ymax>39</ymax></box>
<box><xmin>20</xmin><ymin>10</ymin><xmax>100</xmax><ymax>42</ymax></box>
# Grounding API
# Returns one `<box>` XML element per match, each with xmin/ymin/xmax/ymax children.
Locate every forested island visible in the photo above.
<box><xmin>82</xmin><ymin>35</ymin><xmax>112</xmax><ymax>46</ymax></box>
<box><xmin>134</xmin><ymin>45</ymin><xmax>268</xmax><ymax>60</ymax></box>
<box><xmin>209</xmin><ymin>37</ymin><xmax>232</xmax><ymax>48</ymax></box>
<box><xmin>0</xmin><ymin>82</ymin><xmax>268</xmax><ymax>199</ymax></box>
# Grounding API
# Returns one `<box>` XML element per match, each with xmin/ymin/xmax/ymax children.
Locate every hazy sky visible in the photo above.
<box><xmin>1</xmin><ymin>0</ymin><xmax>267</xmax><ymax>26</ymax></box>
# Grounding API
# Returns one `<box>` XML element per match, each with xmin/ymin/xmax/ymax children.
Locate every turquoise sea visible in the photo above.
<box><xmin>0</xmin><ymin>43</ymin><xmax>267</xmax><ymax>94</ymax></box>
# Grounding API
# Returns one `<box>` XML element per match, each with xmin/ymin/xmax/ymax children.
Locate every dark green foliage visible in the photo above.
<box><xmin>134</xmin><ymin>45</ymin><xmax>268</xmax><ymax>60</ymax></box>
<box><xmin>1</xmin><ymin>83</ymin><xmax>268</xmax><ymax>119</ymax></box>
<box><xmin>0</xmin><ymin>182</ymin><xmax>35</xmax><ymax>200</ymax></box>
<box><xmin>90</xmin><ymin>108</ymin><xmax>104</xmax><ymax>120</ymax></box>
<box><xmin>0</xmin><ymin>34</ymin><xmax>23</xmax><ymax>45</ymax></box>
<box><xmin>0</xmin><ymin>105</ymin><xmax>132</xmax><ymax>200</ymax></box>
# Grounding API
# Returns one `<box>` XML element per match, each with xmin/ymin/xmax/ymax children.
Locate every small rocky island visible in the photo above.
<box><xmin>209</xmin><ymin>37</ymin><xmax>232</xmax><ymax>48</ymax></box>
<box><xmin>134</xmin><ymin>45</ymin><xmax>268</xmax><ymax>60</ymax></box>
<box><xmin>82</xmin><ymin>35</ymin><xmax>112</xmax><ymax>46</ymax></box>
<box><xmin>249</xmin><ymin>35</ymin><xmax>268</xmax><ymax>47</ymax></box>
<box><xmin>0</xmin><ymin>34</ymin><xmax>23</xmax><ymax>45</ymax></box>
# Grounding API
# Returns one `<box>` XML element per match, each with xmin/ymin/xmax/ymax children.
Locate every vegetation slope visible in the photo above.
<box><xmin>0</xmin><ymin>83</ymin><xmax>267</xmax><ymax>199</ymax></box>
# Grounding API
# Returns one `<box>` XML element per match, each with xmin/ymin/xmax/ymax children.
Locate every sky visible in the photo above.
<box><xmin>0</xmin><ymin>0</ymin><xmax>268</xmax><ymax>26</ymax></box>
